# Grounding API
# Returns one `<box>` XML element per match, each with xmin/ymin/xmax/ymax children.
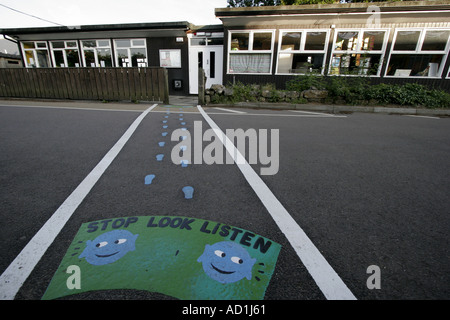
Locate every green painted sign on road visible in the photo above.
<box><xmin>42</xmin><ymin>216</ymin><xmax>281</xmax><ymax>300</ymax></box>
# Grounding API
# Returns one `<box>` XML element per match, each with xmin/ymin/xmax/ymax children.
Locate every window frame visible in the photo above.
<box><xmin>80</xmin><ymin>39</ymin><xmax>113</xmax><ymax>67</ymax></box>
<box><xmin>385</xmin><ymin>27</ymin><xmax>450</xmax><ymax>79</ymax></box>
<box><xmin>113</xmin><ymin>38</ymin><xmax>148</xmax><ymax>67</ymax></box>
<box><xmin>189</xmin><ymin>32</ymin><xmax>224</xmax><ymax>47</ymax></box>
<box><xmin>275</xmin><ymin>29</ymin><xmax>330</xmax><ymax>75</ymax></box>
<box><xmin>227</xmin><ymin>29</ymin><xmax>275</xmax><ymax>75</ymax></box>
<box><xmin>21</xmin><ymin>41</ymin><xmax>51</xmax><ymax>68</ymax></box>
<box><xmin>328</xmin><ymin>28</ymin><xmax>390</xmax><ymax>77</ymax></box>
<box><xmin>50</xmin><ymin>40</ymin><xmax>81</xmax><ymax>68</ymax></box>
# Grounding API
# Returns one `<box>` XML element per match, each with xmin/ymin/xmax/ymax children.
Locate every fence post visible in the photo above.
<box><xmin>163</xmin><ymin>68</ymin><xmax>170</xmax><ymax>105</ymax></box>
<box><xmin>198</xmin><ymin>68</ymin><xmax>206</xmax><ymax>105</ymax></box>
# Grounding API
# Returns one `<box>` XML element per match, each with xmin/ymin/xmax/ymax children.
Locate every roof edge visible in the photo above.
<box><xmin>0</xmin><ymin>21</ymin><xmax>191</xmax><ymax>36</ymax></box>
<box><xmin>215</xmin><ymin>0</ymin><xmax>450</xmax><ymax>17</ymax></box>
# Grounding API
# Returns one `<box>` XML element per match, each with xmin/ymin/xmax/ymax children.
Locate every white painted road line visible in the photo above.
<box><xmin>198</xmin><ymin>105</ymin><xmax>356</xmax><ymax>300</ymax></box>
<box><xmin>0</xmin><ymin>104</ymin><xmax>143</xmax><ymax>112</ymax></box>
<box><xmin>213</xmin><ymin>107</ymin><xmax>247</xmax><ymax>114</ymax></box>
<box><xmin>404</xmin><ymin>115</ymin><xmax>440</xmax><ymax>119</ymax></box>
<box><xmin>290</xmin><ymin>110</ymin><xmax>336</xmax><ymax>117</ymax></box>
<box><xmin>207</xmin><ymin>112</ymin><xmax>347</xmax><ymax>118</ymax></box>
<box><xmin>0</xmin><ymin>104</ymin><xmax>158</xmax><ymax>300</ymax></box>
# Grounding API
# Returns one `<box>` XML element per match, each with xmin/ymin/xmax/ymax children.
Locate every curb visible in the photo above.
<box><xmin>206</xmin><ymin>102</ymin><xmax>450</xmax><ymax>116</ymax></box>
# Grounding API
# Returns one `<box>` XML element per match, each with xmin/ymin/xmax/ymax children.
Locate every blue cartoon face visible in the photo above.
<box><xmin>197</xmin><ymin>241</ymin><xmax>256</xmax><ymax>284</ymax></box>
<box><xmin>79</xmin><ymin>230</ymin><xmax>138</xmax><ymax>266</ymax></box>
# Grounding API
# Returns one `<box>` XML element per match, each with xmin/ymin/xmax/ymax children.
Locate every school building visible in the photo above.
<box><xmin>0</xmin><ymin>1</ymin><xmax>449</xmax><ymax>97</ymax></box>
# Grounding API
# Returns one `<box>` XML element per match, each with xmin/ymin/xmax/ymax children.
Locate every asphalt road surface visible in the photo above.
<box><xmin>0</xmin><ymin>101</ymin><xmax>449</xmax><ymax>305</ymax></box>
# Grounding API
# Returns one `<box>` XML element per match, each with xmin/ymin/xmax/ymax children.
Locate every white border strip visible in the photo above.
<box><xmin>0</xmin><ymin>104</ymin><xmax>143</xmax><ymax>113</ymax></box>
<box><xmin>290</xmin><ymin>110</ymin><xmax>337</xmax><ymax>117</ymax></box>
<box><xmin>213</xmin><ymin>107</ymin><xmax>247</xmax><ymax>114</ymax></box>
<box><xmin>0</xmin><ymin>104</ymin><xmax>158</xmax><ymax>300</ymax></box>
<box><xmin>198</xmin><ymin>105</ymin><xmax>356</xmax><ymax>300</ymax></box>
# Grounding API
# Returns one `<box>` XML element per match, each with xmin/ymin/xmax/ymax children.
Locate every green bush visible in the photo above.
<box><xmin>365</xmin><ymin>82</ymin><xmax>450</xmax><ymax>108</ymax></box>
<box><xmin>287</xmin><ymin>75</ymin><xmax>450</xmax><ymax>108</ymax></box>
<box><xmin>286</xmin><ymin>74</ymin><xmax>326</xmax><ymax>92</ymax></box>
<box><xmin>212</xmin><ymin>75</ymin><xmax>450</xmax><ymax>108</ymax></box>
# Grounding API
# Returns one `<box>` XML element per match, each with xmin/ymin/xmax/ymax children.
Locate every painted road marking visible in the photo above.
<box><xmin>42</xmin><ymin>216</ymin><xmax>281</xmax><ymax>300</ymax></box>
<box><xmin>0</xmin><ymin>104</ymin><xmax>347</xmax><ymax>119</ymax></box>
<box><xmin>182</xmin><ymin>186</ymin><xmax>194</xmax><ymax>199</ymax></box>
<box><xmin>0</xmin><ymin>104</ymin><xmax>144</xmax><ymax>113</ymax></box>
<box><xmin>198</xmin><ymin>105</ymin><xmax>356</xmax><ymax>300</ymax></box>
<box><xmin>145</xmin><ymin>174</ymin><xmax>156</xmax><ymax>185</ymax></box>
<box><xmin>290</xmin><ymin>110</ymin><xmax>337</xmax><ymax>117</ymax></box>
<box><xmin>0</xmin><ymin>104</ymin><xmax>158</xmax><ymax>300</ymax></box>
<box><xmin>214</xmin><ymin>107</ymin><xmax>247</xmax><ymax>114</ymax></box>
<box><xmin>205</xmin><ymin>111</ymin><xmax>347</xmax><ymax>118</ymax></box>
<box><xmin>404</xmin><ymin>115</ymin><xmax>440</xmax><ymax>119</ymax></box>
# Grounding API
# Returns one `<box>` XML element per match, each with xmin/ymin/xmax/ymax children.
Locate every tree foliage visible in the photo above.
<box><xmin>227</xmin><ymin>0</ymin><xmax>281</xmax><ymax>7</ymax></box>
<box><xmin>228</xmin><ymin>0</ymin><xmax>410</xmax><ymax>6</ymax></box>
<box><xmin>281</xmin><ymin>0</ymin><xmax>335</xmax><ymax>4</ymax></box>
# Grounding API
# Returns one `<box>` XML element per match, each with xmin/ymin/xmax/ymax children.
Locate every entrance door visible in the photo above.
<box><xmin>189</xmin><ymin>46</ymin><xmax>223</xmax><ymax>94</ymax></box>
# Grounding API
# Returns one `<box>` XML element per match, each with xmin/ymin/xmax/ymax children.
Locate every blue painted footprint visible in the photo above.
<box><xmin>145</xmin><ymin>174</ymin><xmax>155</xmax><ymax>185</ymax></box>
<box><xmin>182</xmin><ymin>186</ymin><xmax>194</xmax><ymax>199</ymax></box>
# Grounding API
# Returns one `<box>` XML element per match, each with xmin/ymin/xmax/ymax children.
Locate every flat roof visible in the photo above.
<box><xmin>0</xmin><ymin>22</ymin><xmax>224</xmax><ymax>41</ymax></box>
<box><xmin>0</xmin><ymin>21</ymin><xmax>191</xmax><ymax>36</ymax></box>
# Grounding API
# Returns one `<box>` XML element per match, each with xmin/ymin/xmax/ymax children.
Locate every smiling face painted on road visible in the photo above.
<box><xmin>79</xmin><ymin>230</ymin><xmax>138</xmax><ymax>266</ymax></box>
<box><xmin>197</xmin><ymin>241</ymin><xmax>256</xmax><ymax>284</ymax></box>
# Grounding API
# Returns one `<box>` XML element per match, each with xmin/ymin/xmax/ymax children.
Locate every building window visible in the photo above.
<box><xmin>50</xmin><ymin>41</ymin><xmax>81</xmax><ymax>67</ymax></box>
<box><xmin>228</xmin><ymin>30</ymin><xmax>275</xmax><ymax>74</ymax></box>
<box><xmin>386</xmin><ymin>28</ymin><xmax>450</xmax><ymax>78</ymax></box>
<box><xmin>329</xmin><ymin>29</ymin><xmax>388</xmax><ymax>76</ymax></box>
<box><xmin>81</xmin><ymin>40</ymin><xmax>113</xmax><ymax>67</ymax></box>
<box><xmin>276</xmin><ymin>30</ymin><xmax>329</xmax><ymax>75</ymax></box>
<box><xmin>21</xmin><ymin>41</ymin><xmax>51</xmax><ymax>68</ymax></box>
<box><xmin>114</xmin><ymin>39</ymin><xmax>148</xmax><ymax>67</ymax></box>
<box><xmin>190</xmin><ymin>33</ymin><xmax>224</xmax><ymax>47</ymax></box>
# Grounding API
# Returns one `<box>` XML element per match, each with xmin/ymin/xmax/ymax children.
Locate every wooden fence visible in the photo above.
<box><xmin>0</xmin><ymin>67</ymin><xmax>169</xmax><ymax>103</ymax></box>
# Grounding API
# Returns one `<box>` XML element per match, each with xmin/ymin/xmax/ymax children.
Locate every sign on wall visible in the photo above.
<box><xmin>160</xmin><ymin>49</ymin><xmax>182</xmax><ymax>68</ymax></box>
<box><xmin>42</xmin><ymin>216</ymin><xmax>281</xmax><ymax>300</ymax></box>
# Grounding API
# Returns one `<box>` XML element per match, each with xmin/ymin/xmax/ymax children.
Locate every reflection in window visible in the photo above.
<box><xmin>253</xmin><ymin>33</ymin><xmax>273</xmax><ymax>50</ymax></box>
<box><xmin>51</xmin><ymin>41</ymin><xmax>81</xmax><ymax>67</ymax></box>
<box><xmin>422</xmin><ymin>30</ymin><xmax>450</xmax><ymax>51</ymax></box>
<box><xmin>22</xmin><ymin>41</ymin><xmax>51</xmax><ymax>67</ymax></box>
<box><xmin>281</xmin><ymin>32</ymin><xmax>301</xmax><ymax>51</ymax></box>
<box><xmin>131</xmin><ymin>48</ymin><xmax>147</xmax><ymax>67</ymax></box>
<box><xmin>277</xmin><ymin>30</ymin><xmax>328</xmax><ymax>75</ymax></box>
<box><xmin>278</xmin><ymin>54</ymin><xmax>324</xmax><ymax>74</ymax></box>
<box><xmin>24</xmin><ymin>50</ymin><xmax>36</xmax><ymax>67</ymax></box>
<box><xmin>330</xmin><ymin>54</ymin><xmax>381</xmax><ymax>76</ymax></box>
<box><xmin>393</xmin><ymin>31</ymin><xmax>420</xmax><ymax>51</ymax></box>
<box><xmin>22</xmin><ymin>42</ymin><xmax>35</xmax><ymax>49</ymax></box>
<box><xmin>81</xmin><ymin>40</ymin><xmax>112</xmax><ymax>67</ymax></box>
<box><xmin>388</xmin><ymin>29</ymin><xmax>450</xmax><ymax>77</ymax></box>
<box><xmin>231</xmin><ymin>33</ymin><xmax>249</xmax><ymax>51</ymax></box>
<box><xmin>360</xmin><ymin>31</ymin><xmax>385</xmax><ymax>51</ymax></box>
<box><xmin>191</xmin><ymin>38</ymin><xmax>207</xmax><ymax>46</ymax></box>
<box><xmin>330</xmin><ymin>29</ymin><xmax>387</xmax><ymax>76</ymax></box>
<box><xmin>97</xmin><ymin>49</ymin><xmax>112</xmax><ymax>67</ymax></box>
<box><xmin>53</xmin><ymin>51</ymin><xmax>65</xmax><ymax>67</ymax></box>
<box><xmin>387</xmin><ymin>54</ymin><xmax>443</xmax><ymax>77</ymax></box>
<box><xmin>335</xmin><ymin>32</ymin><xmax>359</xmax><ymax>51</ymax></box>
<box><xmin>83</xmin><ymin>50</ymin><xmax>95</xmax><ymax>67</ymax></box>
<box><xmin>305</xmin><ymin>32</ymin><xmax>327</xmax><ymax>51</ymax></box>
<box><xmin>113</xmin><ymin>39</ymin><xmax>147</xmax><ymax>67</ymax></box>
<box><xmin>229</xmin><ymin>31</ymin><xmax>274</xmax><ymax>74</ymax></box>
